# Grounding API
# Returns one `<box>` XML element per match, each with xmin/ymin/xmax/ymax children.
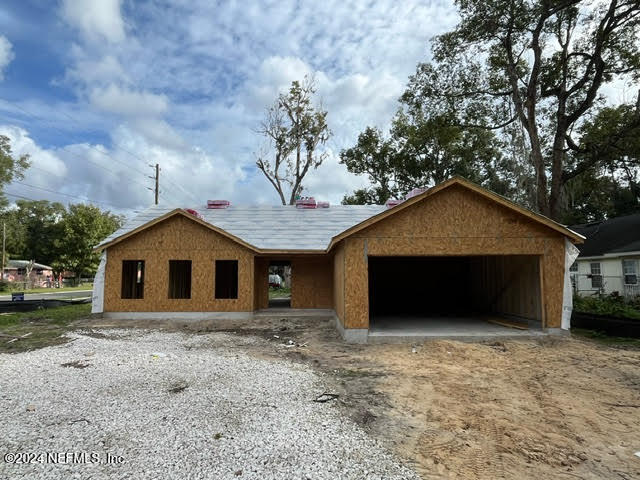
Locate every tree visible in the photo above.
<box><xmin>412</xmin><ymin>0</ymin><xmax>640</xmax><ymax>219</ymax></box>
<box><xmin>0</xmin><ymin>135</ymin><xmax>30</xmax><ymax>207</ymax></box>
<box><xmin>561</xmin><ymin>98</ymin><xmax>640</xmax><ymax>222</ymax></box>
<box><xmin>340</xmin><ymin>106</ymin><xmax>511</xmax><ymax>205</ymax></box>
<box><xmin>8</xmin><ymin>200</ymin><xmax>65</xmax><ymax>265</ymax></box>
<box><xmin>339</xmin><ymin>127</ymin><xmax>399</xmax><ymax>205</ymax></box>
<box><xmin>55</xmin><ymin>204</ymin><xmax>122</xmax><ymax>282</ymax></box>
<box><xmin>256</xmin><ymin>76</ymin><xmax>331</xmax><ymax>204</ymax></box>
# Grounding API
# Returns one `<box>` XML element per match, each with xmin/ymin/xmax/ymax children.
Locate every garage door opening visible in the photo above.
<box><xmin>368</xmin><ymin>255</ymin><xmax>543</xmax><ymax>337</ymax></box>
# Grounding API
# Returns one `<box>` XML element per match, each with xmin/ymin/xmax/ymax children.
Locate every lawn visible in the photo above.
<box><xmin>269</xmin><ymin>286</ymin><xmax>291</xmax><ymax>299</ymax></box>
<box><xmin>0</xmin><ymin>303</ymin><xmax>91</xmax><ymax>353</ymax></box>
<box><xmin>2</xmin><ymin>285</ymin><xmax>94</xmax><ymax>294</ymax></box>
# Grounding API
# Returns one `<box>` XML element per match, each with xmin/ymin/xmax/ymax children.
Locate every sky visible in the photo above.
<box><xmin>0</xmin><ymin>0</ymin><xmax>460</xmax><ymax>215</ymax></box>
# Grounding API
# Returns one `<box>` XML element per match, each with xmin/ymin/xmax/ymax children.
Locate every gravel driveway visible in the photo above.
<box><xmin>0</xmin><ymin>329</ymin><xmax>418</xmax><ymax>480</ymax></box>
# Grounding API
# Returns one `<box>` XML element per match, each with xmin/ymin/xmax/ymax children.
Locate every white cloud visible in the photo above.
<box><xmin>18</xmin><ymin>0</ymin><xmax>462</xmax><ymax>210</ymax></box>
<box><xmin>89</xmin><ymin>84</ymin><xmax>169</xmax><ymax>118</ymax></box>
<box><xmin>61</xmin><ymin>0</ymin><xmax>125</xmax><ymax>44</ymax></box>
<box><xmin>0</xmin><ymin>35</ymin><xmax>14</xmax><ymax>80</ymax></box>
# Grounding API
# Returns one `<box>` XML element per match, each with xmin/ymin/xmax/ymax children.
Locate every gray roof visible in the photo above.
<box><xmin>98</xmin><ymin>204</ymin><xmax>387</xmax><ymax>251</ymax></box>
<box><xmin>7</xmin><ymin>260</ymin><xmax>53</xmax><ymax>270</ymax></box>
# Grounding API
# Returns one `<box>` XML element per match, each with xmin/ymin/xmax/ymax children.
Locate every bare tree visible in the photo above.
<box><xmin>256</xmin><ymin>76</ymin><xmax>331</xmax><ymax>205</ymax></box>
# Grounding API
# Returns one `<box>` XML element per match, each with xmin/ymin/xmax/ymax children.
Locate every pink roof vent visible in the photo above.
<box><xmin>295</xmin><ymin>197</ymin><xmax>317</xmax><ymax>209</ymax></box>
<box><xmin>184</xmin><ymin>208</ymin><xmax>204</xmax><ymax>220</ymax></box>
<box><xmin>405</xmin><ymin>187</ymin><xmax>428</xmax><ymax>200</ymax></box>
<box><xmin>385</xmin><ymin>198</ymin><xmax>402</xmax><ymax>209</ymax></box>
<box><xmin>316</xmin><ymin>201</ymin><xmax>330</xmax><ymax>208</ymax></box>
<box><xmin>207</xmin><ymin>200</ymin><xmax>230</xmax><ymax>209</ymax></box>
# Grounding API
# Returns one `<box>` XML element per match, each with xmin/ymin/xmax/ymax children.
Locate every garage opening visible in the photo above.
<box><xmin>368</xmin><ymin>256</ymin><xmax>543</xmax><ymax>336</ymax></box>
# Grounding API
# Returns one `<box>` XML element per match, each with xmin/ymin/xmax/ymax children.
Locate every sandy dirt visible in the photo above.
<box><xmin>82</xmin><ymin>316</ymin><xmax>640</xmax><ymax>479</ymax></box>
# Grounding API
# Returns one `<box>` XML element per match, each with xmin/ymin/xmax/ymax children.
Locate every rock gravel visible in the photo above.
<box><xmin>0</xmin><ymin>329</ymin><xmax>418</xmax><ymax>479</ymax></box>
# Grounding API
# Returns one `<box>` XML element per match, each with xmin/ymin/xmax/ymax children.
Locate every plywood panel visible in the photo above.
<box><xmin>291</xmin><ymin>256</ymin><xmax>333</xmax><ymax>309</ymax></box>
<box><xmin>340</xmin><ymin>185</ymin><xmax>567</xmax><ymax>330</ymax></box>
<box><xmin>333</xmin><ymin>243</ymin><xmax>345</xmax><ymax>325</ymax></box>
<box><xmin>470</xmin><ymin>256</ymin><xmax>542</xmax><ymax>321</ymax></box>
<box><xmin>357</xmin><ymin>184</ymin><xmax>555</xmax><ymax>240</ymax></box>
<box><xmin>104</xmin><ymin>215</ymin><xmax>254</xmax><ymax>312</ymax></box>
<box><xmin>253</xmin><ymin>257</ymin><xmax>269</xmax><ymax>310</ymax></box>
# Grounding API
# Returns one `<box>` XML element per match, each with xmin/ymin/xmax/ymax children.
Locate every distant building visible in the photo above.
<box><xmin>3</xmin><ymin>260</ymin><xmax>55</xmax><ymax>288</ymax></box>
<box><xmin>570</xmin><ymin>213</ymin><xmax>640</xmax><ymax>298</ymax></box>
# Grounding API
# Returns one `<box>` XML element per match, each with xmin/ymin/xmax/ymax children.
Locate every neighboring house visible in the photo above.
<box><xmin>570</xmin><ymin>214</ymin><xmax>640</xmax><ymax>298</ymax></box>
<box><xmin>3</xmin><ymin>260</ymin><xmax>54</xmax><ymax>287</ymax></box>
<box><xmin>92</xmin><ymin>177</ymin><xmax>583</xmax><ymax>343</ymax></box>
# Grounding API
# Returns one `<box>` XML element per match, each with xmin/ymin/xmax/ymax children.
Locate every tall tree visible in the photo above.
<box><xmin>0</xmin><ymin>135</ymin><xmax>30</xmax><ymax>207</ymax></box>
<box><xmin>54</xmin><ymin>204</ymin><xmax>122</xmax><ymax>282</ymax></box>
<box><xmin>414</xmin><ymin>0</ymin><xmax>640</xmax><ymax>219</ymax></box>
<box><xmin>340</xmin><ymin>112</ymin><xmax>510</xmax><ymax>204</ymax></box>
<box><xmin>340</xmin><ymin>127</ymin><xmax>399</xmax><ymax>205</ymax></box>
<box><xmin>256</xmin><ymin>76</ymin><xmax>331</xmax><ymax>204</ymax></box>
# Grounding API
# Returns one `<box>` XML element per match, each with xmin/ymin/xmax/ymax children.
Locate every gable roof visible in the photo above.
<box><xmin>96</xmin><ymin>177</ymin><xmax>583</xmax><ymax>253</ymax></box>
<box><xmin>96</xmin><ymin>204</ymin><xmax>385</xmax><ymax>252</ymax></box>
<box><xmin>570</xmin><ymin>213</ymin><xmax>640</xmax><ymax>257</ymax></box>
<box><xmin>327</xmin><ymin>177</ymin><xmax>584</xmax><ymax>248</ymax></box>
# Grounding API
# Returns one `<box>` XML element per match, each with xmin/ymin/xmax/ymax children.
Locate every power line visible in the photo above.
<box><xmin>1</xmin><ymin>100</ymin><xmax>150</xmax><ymax>178</ymax></box>
<box><xmin>11</xmin><ymin>182</ymin><xmax>132</xmax><ymax>210</ymax></box>
<box><xmin>2</xmin><ymin>99</ymin><xmax>198</xmax><ymax>205</ymax></box>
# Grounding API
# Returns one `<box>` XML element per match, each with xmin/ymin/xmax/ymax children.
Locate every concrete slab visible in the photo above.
<box><xmin>368</xmin><ymin>315</ymin><xmax>546</xmax><ymax>343</ymax></box>
<box><xmin>253</xmin><ymin>308</ymin><xmax>335</xmax><ymax>318</ymax></box>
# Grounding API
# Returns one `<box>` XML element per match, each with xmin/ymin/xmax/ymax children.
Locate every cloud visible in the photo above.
<box><xmin>61</xmin><ymin>0</ymin><xmax>125</xmax><ymax>44</ymax></box>
<box><xmin>0</xmin><ymin>35</ymin><xmax>14</xmax><ymax>80</ymax></box>
<box><xmin>89</xmin><ymin>84</ymin><xmax>169</xmax><ymax>118</ymax></box>
<box><xmin>6</xmin><ymin>0</ymin><xmax>461</xmax><ymax>210</ymax></box>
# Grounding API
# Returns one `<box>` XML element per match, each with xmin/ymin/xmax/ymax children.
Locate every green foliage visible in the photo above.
<box><xmin>0</xmin><ymin>200</ymin><xmax>66</xmax><ymax>266</ymax></box>
<box><xmin>54</xmin><ymin>204</ymin><xmax>123</xmax><ymax>280</ymax></box>
<box><xmin>0</xmin><ymin>199</ymin><xmax>122</xmax><ymax>279</ymax></box>
<box><xmin>573</xmin><ymin>295</ymin><xmax>640</xmax><ymax>320</ymax></box>
<box><xmin>396</xmin><ymin>0</ymin><xmax>640</xmax><ymax>219</ymax></box>
<box><xmin>0</xmin><ymin>135</ymin><xmax>30</xmax><ymax>208</ymax></box>
<box><xmin>340</xmin><ymin>104</ymin><xmax>513</xmax><ymax>205</ymax></box>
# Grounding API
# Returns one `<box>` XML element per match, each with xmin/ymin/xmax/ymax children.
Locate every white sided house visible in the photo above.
<box><xmin>570</xmin><ymin>213</ymin><xmax>640</xmax><ymax>298</ymax></box>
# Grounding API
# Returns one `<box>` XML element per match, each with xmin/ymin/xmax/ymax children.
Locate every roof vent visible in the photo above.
<box><xmin>184</xmin><ymin>208</ymin><xmax>203</xmax><ymax>220</ymax></box>
<box><xmin>385</xmin><ymin>198</ymin><xmax>401</xmax><ymax>209</ymax></box>
<box><xmin>405</xmin><ymin>187</ymin><xmax>428</xmax><ymax>200</ymax></box>
<box><xmin>316</xmin><ymin>201</ymin><xmax>330</xmax><ymax>208</ymax></box>
<box><xmin>207</xmin><ymin>200</ymin><xmax>230</xmax><ymax>209</ymax></box>
<box><xmin>295</xmin><ymin>197</ymin><xmax>317</xmax><ymax>209</ymax></box>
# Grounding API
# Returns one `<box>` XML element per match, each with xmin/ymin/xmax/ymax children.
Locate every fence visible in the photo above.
<box><xmin>572</xmin><ymin>273</ymin><xmax>639</xmax><ymax>299</ymax></box>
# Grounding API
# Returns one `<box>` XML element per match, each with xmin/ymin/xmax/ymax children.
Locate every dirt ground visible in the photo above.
<box><xmin>81</xmin><ymin>315</ymin><xmax>640</xmax><ymax>480</ymax></box>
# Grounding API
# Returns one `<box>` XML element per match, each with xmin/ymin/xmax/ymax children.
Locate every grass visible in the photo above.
<box><xmin>269</xmin><ymin>287</ymin><xmax>291</xmax><ymax>299</ymax></box>
<box><xmin>0</xmin><ymin>303</ymin><xmax>91</xmax><ymax>354</ymax></box>
<box><xmin>572</xmin><ymin>328</ymin><xmax>640</xmax><ymax>348</ymax></box>
<box><xmin>2</xmin><ymin>285</ymin><xmax>94</xmax><ymax>294</ymax></box>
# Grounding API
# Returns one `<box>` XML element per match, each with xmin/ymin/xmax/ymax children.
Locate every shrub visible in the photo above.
<box><xmin>573</xmin><ymin>294</ymin><xmax>640</xmax><ymax>320</ymax></box>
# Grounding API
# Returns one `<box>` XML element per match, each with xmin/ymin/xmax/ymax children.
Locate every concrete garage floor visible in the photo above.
<box><xmin>368</xmin><ymin>316</ymin><xmax>545</xmax><ymax>342</ymax></box>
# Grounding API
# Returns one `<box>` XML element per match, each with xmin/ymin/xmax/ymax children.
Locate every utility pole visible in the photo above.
<box><xmin>148</xmin><ymin>163</ymin><xmax>160</xmax><ymax>205</ymax></box>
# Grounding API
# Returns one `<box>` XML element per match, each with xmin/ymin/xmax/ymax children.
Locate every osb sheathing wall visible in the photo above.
<box><xmin>339</xmin><ymin>184</ymin><xmax>567</xmax><ymax>329</ymax></box>
<box><xmin>253</xmin><ymin>257</ymin><xmax>269</xmax><ymax>310</ymax></box>
<box><xmin>333</xmin><ymin>243</ymin><xmax>345</xmax><ymax>325</ymax></box>
<box><xmin>291</xmin><ymin>256</ymin><xmax>333</xmax><ymax>309</ymax></box>
<box><xmin>104</xmin><ymin>215</ymin><xmax>255</xmax><ymax>312</ymax></box>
